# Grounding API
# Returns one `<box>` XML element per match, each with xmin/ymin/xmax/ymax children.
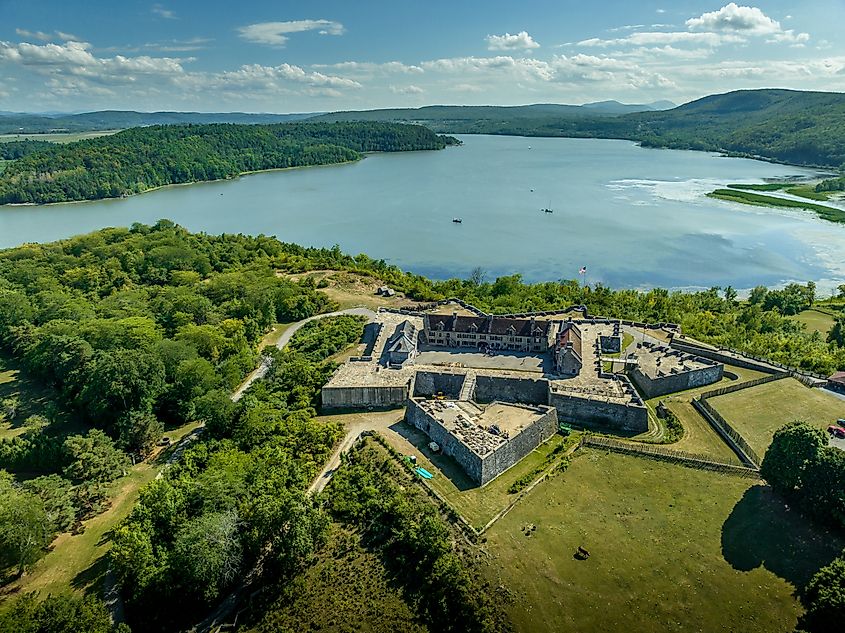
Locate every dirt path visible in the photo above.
<box><xmin>307</xmin><ymin>410</ymin><xmax>404</xmax><ymax>495</ymax></box>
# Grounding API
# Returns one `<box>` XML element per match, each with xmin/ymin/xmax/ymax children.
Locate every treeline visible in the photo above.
<box><xmin>0</xmin><ymin>122</ymin><xmax>458</xmax><ymax>204</ymax></box>
<box><xmin>326</xmin><ymin>440</ymin><xmax>512</xmax><ymax>633</ymax></box>
<box><xmin>761</xmin><ymin>422</ymin><xmax>845</xmax><ymax>632</ymax></box>
<box><xmin>109</xmin><ymin>315</ymin><xmax>364</xmax><ymax>630</ymax></box>
<box><xmin>0</xmin><ymin>221</ymin><xmax>336</xmax><ymax>581</ymax></box>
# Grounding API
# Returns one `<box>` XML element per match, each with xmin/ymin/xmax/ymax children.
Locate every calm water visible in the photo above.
<box><xmin>2</xmin><ymin>135</ymin><xmax>844</xmax><ymax>292</ymax></box>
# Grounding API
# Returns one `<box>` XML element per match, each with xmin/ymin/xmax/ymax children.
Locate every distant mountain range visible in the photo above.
<box><xmin>312</xmin><ymin>89</ymin><xmax>845</xmax><ymax>169</ymax></box>
<box><xmin>0</xmin><ymin>110</ymin><xmax>319</xmax><ymax>134</ymax></box>
<box><xmin>3</xmin><ymin>90</ymin><xmax>844</xmax><ymax>169</ymax></box>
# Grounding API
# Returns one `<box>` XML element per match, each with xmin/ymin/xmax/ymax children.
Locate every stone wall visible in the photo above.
<box><xmin>412</xmin><ymin>370</ymin><xmax>466</xmax><ymax>399</ymax></box>
<box><xmin>549</xmin><ymin>391</ymin><xmax>648</xmax><ymax>433</ymax></box>
<box><xmin>406</xmin><ymin>399</ymin><xmax>557</xmax><ymax>486</ymax></box>
<box><xmin>479</xmin><ymin>405</ymin><xmax>558</xmax><ymax>485</ymax></box>
<box><xmin>321</xmin><ymin>385</ymin><xmax>408</xmax><ymax>409</ymax></box>
<box><xmin>406</xmin><ymin>398</ymin><xmax>483</xmax><ymax>481</ymax></box>
<box><xmin>474</xmin><ymin>375</ymin><xmax>548</xmax><ymax>405</ymax></box>
<box><xmin>629</xmin><ymin>363</ymin><xmax>723</xmax><ymax>399</ymax></box>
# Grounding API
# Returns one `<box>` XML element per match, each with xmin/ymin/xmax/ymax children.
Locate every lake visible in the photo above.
<box><xmin>1</xmin><ymin>135</ymin><xmax>844</xmax><ymax>293</ymax></box>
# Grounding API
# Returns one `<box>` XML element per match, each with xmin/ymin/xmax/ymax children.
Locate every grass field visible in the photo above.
<box><xmin>708</xmin><ymin>378</ymin><xmax>844</xmax><ymax>455</ymax></box>
<box><xmin>0</xmin><ymin>130</ymin><xmax>120</xmax><ymax>144</ymax></box>
<box><xmin>379</xmin><ymin>420</ymin><xmax>572</xmax><ymax>530</ymax></box>
<box><xmin>727</xmin><ymin>182</ymin><xmax>834</xmax><ymax>201</ymax></box>
<box><xmin>247</xmin><ymin>526</ymin><xmax>427</xmax><ymax>633</ymax></box>
<box><xmin>708</xmin><ymin>188</ymin><xmax>845</xmax><ymax>224</ymax></box>
<box><xmin>258</xmin><ymin>322</ymin><xmax>295</xmax><ymax>349</ymax></box>
<box><xmin>789</xmin><ymin>309</ymin><xmax>836</xmax><ymax>335</ymax></box>
<box><xmin>483</xmin><ymin>449</ymin><xmax>845</xmax><ymax>633</ymax></box>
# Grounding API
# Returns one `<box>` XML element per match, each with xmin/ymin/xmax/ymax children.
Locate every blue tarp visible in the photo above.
<box><xmin>415</xmin><ymin>466</ymin><xmax>434</xmax><ymax>479</ymax></box>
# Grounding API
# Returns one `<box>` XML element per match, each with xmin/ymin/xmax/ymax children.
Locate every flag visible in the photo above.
<box><xmin>579</xmin><ymin>266</ymin><xmax>587</xmax><ymax>275</ymax></box>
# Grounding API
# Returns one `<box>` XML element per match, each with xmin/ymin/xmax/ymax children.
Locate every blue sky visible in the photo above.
<box><xmin>1</xmin><ymin>0</ymin><xmax>843</xmax><ymax>112</ymax></box>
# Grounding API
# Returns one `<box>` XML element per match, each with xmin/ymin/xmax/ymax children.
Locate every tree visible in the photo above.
<box><xmin>0</xmin><ymin>471</ymin><xmax>50</xmax><ymax>575</ymax></box>
<box><xmin>172</xmin><ymin>510</ymin><xmax>243</xmax><ymax>602</ymax></box>
<box><xmin>78</xmin><ymin>349</ymin><xmax>165</xmax><ymax>425</ymax></box>
<box><xmin>828</xmin><ymin>314</ymin><xmax>845</xmax><ymax>347</ymax></box>
<box><xmin>760</xmin><ymin>421</ymin><xmax>827</xmax><ymax>493</ymax></box>
<box><xmin>801</xmin><ymin>555</ymin><xmax>845</xmax><ymax>632</ymax></box>
<box><xmin>0</xmin><ymin>592</ymin><xmax>129</xmax><ymax>633</ymax></box>
<box><xmin>63</xmin><ymin>430</ymin><xmax>130</xmax><ymax>484</ymax></box>
<box><xmin>2</xmin><ymin>396</ymin><xmax>19</xmax><ymax>421</ymax></box>
<box><xmin>118</xmin><ymin>410</ymin><xmax>164</xmax><ymax>458</ymax></box>
<box><xmin>22</xmin><ymin>474</ymin><xmax>77</xmax><ymax>533</ymax></box>
<box><xmin>194</xmin><ymin>389</ymin><xmax>237</xmax><ymax>438</ymax></box>
<box><xmin>110</xmin><ymin>522</ymin><xmax>160</xmax><ymax>598</ymax></box>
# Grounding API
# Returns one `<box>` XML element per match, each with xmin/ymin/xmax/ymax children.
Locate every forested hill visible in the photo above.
<box><xmin>0</xmin><ymin>109</ymin><xmax>318</xmax><ymax>134</ymax></box>
<box><xmin>314</xmin><ymin>89</ymin><xmax>845</xmax><ymax>169</ymax></box>
<box><xmin>0</xmin><ymin>122</ymin><xmax>458</xmax><ymax>204</ymax></box>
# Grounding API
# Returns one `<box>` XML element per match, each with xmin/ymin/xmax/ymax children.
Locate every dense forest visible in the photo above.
<box><xmin>0</xmin><ymin>122</ymin><xmax>458</xmax><ymax>204</ymax></box>
<box><xmin>315</xmin><ymin>89</ymin><xmax>845</xmax><ymax>169</ymax></box>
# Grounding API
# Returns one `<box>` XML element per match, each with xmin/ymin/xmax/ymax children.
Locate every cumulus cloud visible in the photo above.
<box><xmin>313</xmin><ymin>60</ymin><xmax>424</xmax><ymax>75</ymax></box>
<box><xmin>237</xmin><ymin>20</ymin><xmax>345</xmax><ymax>46</ymax></box>
<box><xmin>485</xmin><ymin>31</ymin><xmax>540</xmax><ymax>51</ymax></box>
<box><xmin>686</xmin><ymin>3</ymin><xmax>808</xmax><ymax>43</ymax></box>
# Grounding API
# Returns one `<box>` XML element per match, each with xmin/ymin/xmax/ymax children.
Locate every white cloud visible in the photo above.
<box><xmin>578</xmin><ymin>31</ymin><xmax>734</xmax><ymax>48</ymax></box>
<box><xmin>485</xmin><ymin>31</ymin><xmax>540</xmax><ymax>51</ymax></box>
<box><xmin>15</xmin><ymin>28</ymin><xmax>80</xmax><ymax>42</ymax></box>
<box><xmin>237</xmin><ymin>20</ymin><xmax>345</xmax><ymax>47</ymax></box>
<box><xmin>313</xmin><ymin>60</ymin><xmax>424</xmax><ymax>75</ymax></box>
<box><xmin>390</xmin><ymin>84</ymin><xmax>423</xmax><ymax>95</ymax></box>
<box><xmin>151</xmin><ymin>4</ymin><xmax>176</xmax><ymax>20</ymax></box>
<box><xmin>686</xmin><ymin>3</ymin><xmax>808</xmax><ymax>43</ymax></box>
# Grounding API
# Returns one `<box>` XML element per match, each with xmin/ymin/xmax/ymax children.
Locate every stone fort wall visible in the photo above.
<box><xmin>629</xmin><ymin>363</ymin><xmax>723</xmax><ymax>399</ymax></box>
<box><xmin>406</xmin><ymin>398</ymin><xmax>557</xmax><ymax>486</ymax></box>
<box><xmin>321</xmin><ymin>385</ymin><xmax>408</xmax><ymax>409</ymax></box>
<box><xmin>412</xmin><ymin>370</ymin><xmax>467</xmax><ymax>399</ymax></box>
<box><xmin>549</xmin><ymin>391</ymin><xmax>648</xmax><ymax>433</ymax></box>
<box><xmin>474</xmin><ymin>375</ymin><xmax>548</xmax><ymax>405</ymax></box>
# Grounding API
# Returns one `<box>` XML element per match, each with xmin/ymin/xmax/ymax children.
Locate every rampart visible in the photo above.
<box><xmin>406</xmin><ymin>398</ymin><xmax>557</xmax><ymax>485</ymax></box>
<box><xmin>412</xmin><ymin>370</ymin><xmax>467</xmax><ymax>399</ymax></box>
<box><xmin>550</xmin><ymin>390</ymin><xmax>648</xmax><ymax>432</ymax></box>
<box><xmin>321</xmin><ymin>384</ymin><xmax>408</xmax><ymax>409</ymax></box>
<box><xmin>474</xmin><ymin>374</ymin><xmax>548</xmax><ymax>405</ymax></box>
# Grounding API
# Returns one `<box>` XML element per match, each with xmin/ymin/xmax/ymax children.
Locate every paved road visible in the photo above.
<box><xmin>231</xmin><ymin>307</ymin><xmax>376</xmax><ymax>402</ymax></box>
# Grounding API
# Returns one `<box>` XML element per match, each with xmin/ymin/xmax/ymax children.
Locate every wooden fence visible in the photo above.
<box><xmin>581</xmin><ymin>435</ymin><xmax>760</xmax><ymax>478</ymax></box>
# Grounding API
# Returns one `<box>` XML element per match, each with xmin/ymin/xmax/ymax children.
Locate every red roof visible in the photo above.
<box><xmin>829</xmin><ymin>371</ymin><xmax>845</xmax><ymax>385</ymax></box>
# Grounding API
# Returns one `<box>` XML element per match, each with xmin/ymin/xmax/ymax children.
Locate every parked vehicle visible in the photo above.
<box><xmin>827</xmin><ymin>425</ymin><xmax>845</xmax><ymax>439</ymax></box>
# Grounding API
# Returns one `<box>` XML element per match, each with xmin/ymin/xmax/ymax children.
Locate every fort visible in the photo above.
<box><xmin>322</xmin><ymin>300</ymin><xmax>724</xmax><ymax>484</ymax></box>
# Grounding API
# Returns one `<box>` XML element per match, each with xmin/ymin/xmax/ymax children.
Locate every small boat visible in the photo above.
<box><xmin>543</xmin><ymin>208</ymin><xmax>553</xmax><ymax>214</ymax></box>
<box><xmin>530</xmin><ymin>188</ymin><xmax>534</xmax><ymax>192</ymax></box>
<box><xmin>452</xmin><ymin>218</ymin><xmax>463</xmax><ymax>223</ymax></box>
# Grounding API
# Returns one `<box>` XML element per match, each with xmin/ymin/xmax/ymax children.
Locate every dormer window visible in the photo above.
<box><xmin>468</xmin><ymin>323</ymin><xmax>478</xmax><ymax>333</ymax></box>
<box><xmin>435</xmin><ymin>321</ymin><xmax>445</xmax><ymax>331</ymax></box>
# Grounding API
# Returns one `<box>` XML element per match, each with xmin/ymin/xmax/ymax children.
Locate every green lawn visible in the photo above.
<box><xmin>483</xmin><ymin>449</ymin><xmax>845</xmax><ymax>633</ymax></box>
<box><xmin>708</xmin><ymin>378</ymin><xmax>845</xmax><ymax>454</ymax></box>
<box><xmin>789</xmin><ymin>309</ymin><xmax>836</xmax><ymax>335</ymax></box>
<box><xmin>380</xmin><ymin>421</ymin><xmax>571</xmax><ymax>530</ymax></box>
<box><xmin>708</xmin><ymin>188</ymin><xmax>845</xmax><ymax>224</ymax></box>
<box><xmin>259</xmin><ymin>321</ymin><xmax>295</xmax><ymax>349</ymax></box>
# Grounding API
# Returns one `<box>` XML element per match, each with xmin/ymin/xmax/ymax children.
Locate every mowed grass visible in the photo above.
<box><xmin>380</xmin><ymin>420</ymin><xmax>569</xmax><ymax>530</ymax></box>
<box><xmin>708</xmin><ymin>378</ymin><xmax>845</xmax><ymax>455</ymax></box>
<box><xmin>247</xmin><ymin>526</ymin><xmax>427</xmax><ymax>633</ymax></box>
<box><xmin>483</xmin><ymin>450</ymin><xmax>845</xmax><ymax>633</ymax></box>
<box><xmin>788</xmin><ymin>308</ymin><xmax>836</xmax><ymax>335</ymax></box>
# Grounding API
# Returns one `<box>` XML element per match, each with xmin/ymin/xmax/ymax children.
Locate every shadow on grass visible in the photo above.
<box><xmin>721</xmin><ymin>484</ymin><xmax>845</xmax><ymax>595</ymax></box>
<box><xmin>71</xmin><ymin>553</ymin><xmax>110</xmax><ymax>596</ymax></box>
<box><xmin>388</xmin><ymin>420</ymin><xmax>477</xmax><ymax>492</ymax></box>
